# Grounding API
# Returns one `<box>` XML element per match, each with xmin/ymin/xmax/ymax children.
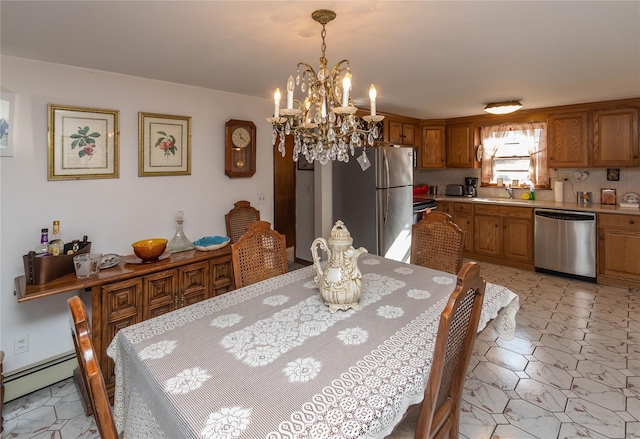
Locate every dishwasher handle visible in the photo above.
<box><xmin>535</xmin><ymin>209</ymin><xmax>595</xmax><ymax>221</ymax></box>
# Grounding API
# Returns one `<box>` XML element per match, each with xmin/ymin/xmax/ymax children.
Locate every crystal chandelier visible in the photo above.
<box><xmin>267</xmin><ymin>9</ymin><xmax>384</xmax><ymax>165</ymax></box>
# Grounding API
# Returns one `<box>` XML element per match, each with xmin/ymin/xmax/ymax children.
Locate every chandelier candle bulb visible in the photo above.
<box><xmin>286</xmin><ymin>76</ymin><xmax>295</xmax><ymax>110</ymax></box>
<box><xmin>369</xmin><ymin>85</ymin><xmax>377</xmax><ymax>116</ymax></box>
<box><xmin>274</xmin><ymin>88</ymin><xmax>281</xmax><ymax>117</ymax></box>
<box><xmin>342</xmin><ymin>72</ymin><xmax>352</xmax><ymax>107</ymax></box>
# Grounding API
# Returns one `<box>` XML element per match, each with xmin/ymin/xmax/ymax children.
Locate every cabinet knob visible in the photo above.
<box><xmin>631</xmin><ymin>220</ymin><xmax>635</xmax><ymax>225</ymax></box>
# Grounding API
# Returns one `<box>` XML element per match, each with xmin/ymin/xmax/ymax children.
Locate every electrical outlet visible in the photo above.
<box><xmin>257</xmin><ymin>193</ymin><xmax>267</xmax><ymax>205</ymax></box>
<box><xmin>558</xmin><ymin>173</ymin><xmax>570</xmax><ymax>181</ymax></box>
<box><xmin>14</xmin><ymin>334</ymin><xmax>29</xmax><ymax>355</ymax></box>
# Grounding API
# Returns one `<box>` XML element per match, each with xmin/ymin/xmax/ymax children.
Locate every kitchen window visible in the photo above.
<box><xmin>479</xmin><ymin>122</ymin><xmax>549</xmax><ymax>188</ymax></box>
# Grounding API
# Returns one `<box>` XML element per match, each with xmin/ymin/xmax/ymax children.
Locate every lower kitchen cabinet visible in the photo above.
<box><xmin>438</xmin><ymin>201</ymin><xmax>473</xmax><ymax>252</ymax></box>
<box><xmin>598</xmin><ymin>213</ymin><xmax>640</xmax><ymax>288</ymax></box>
<box><xmin>472</xmin><ymin>204</ymin><xmax>534</xmax><ymax>269</ymax></box>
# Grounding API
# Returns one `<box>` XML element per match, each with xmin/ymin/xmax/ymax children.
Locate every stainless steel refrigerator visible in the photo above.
<box><xmin>332</xmin><ymin>145</ymin><xmax>414</xmax><ymax>262</ymax></box>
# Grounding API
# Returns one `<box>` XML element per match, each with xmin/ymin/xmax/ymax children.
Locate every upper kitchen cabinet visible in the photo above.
<box><xmin>388</xmin><ymin>119</ymin><xmax>417</xmax><ymax>145</ymax></box>
<box><xmin>548</xmin><ymin>112</ymin><xmax>589</xmax><ymax>168</ymax></box>
<box><xmin>592</xmin><ymin>107</ymin><xmax>639</xmax><ymax>167</ymax></box>
<box><xmin>446</xmin><ymin>123</ymin><xmax>475</xmax><ymax>168</ymax></box>
<box><xmin>419</xmin><ymin>125</ymin><xmax>446</xmax><ymax>168</ymax></box>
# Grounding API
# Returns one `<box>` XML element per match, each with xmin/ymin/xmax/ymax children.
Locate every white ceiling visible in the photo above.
<box><xmin>2</xmin><ymin>1</ymin><xmax>639</xmax><ymax>119</ymax></box>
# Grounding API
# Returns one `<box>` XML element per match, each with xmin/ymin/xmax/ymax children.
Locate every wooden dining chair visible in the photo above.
<box><xmin>68</xmin><ymin>296</ymin><xmax>119</xmax><ymax>439</ymax></box>
<box><xmin>411</xmin><ymin>211</ymin><xmax>465</xmax><ymax>274</ymax></box>
<box><xmin>231</xmin><ymin>220</ymin><xmax>287</xmax><ymax>288</ymax></box>
<box><xmin>225</xmin><ymin>200</ymin><xmax>261</xmax><ymax>244</ymax></box>
<box><xmin>388</xmin><ymin>261</ymin><xmax>486</xmax><ymax>439</ymax></box>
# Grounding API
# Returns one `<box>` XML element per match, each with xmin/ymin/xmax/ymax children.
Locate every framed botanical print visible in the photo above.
<box><xmin>0</xmin><ymin>91</ymin><xmax>15</xmax><ymax>157</ymax></box>
<box><xmin>48</xmin><ymin>104</ymin><xmax>119</xmax><ymax>180</ymax></box>
<box><xmin>139</xmin><ymin>112</ymin><xmax>191</xmax><ymax>176</ymax></box>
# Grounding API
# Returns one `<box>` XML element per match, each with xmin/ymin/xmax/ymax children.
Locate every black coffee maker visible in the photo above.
<box><xmin>464</xmin><ymin>177</ymin><xmax>478</xmax><ymax>197</ymax></box>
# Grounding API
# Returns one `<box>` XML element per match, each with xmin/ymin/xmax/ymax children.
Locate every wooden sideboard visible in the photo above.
<box><xmin>14</xmin><ymin>247</ymin><xmax>234</xmax><ymax>412</ymax></box>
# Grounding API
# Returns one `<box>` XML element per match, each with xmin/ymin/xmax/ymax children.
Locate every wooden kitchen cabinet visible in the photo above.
<box><xmin>446</xmin><ymin>123</ymin><xmax>475</xmax><ymax>168</ymax></box>
<box><xmin>547</xmin><ymin>112</ymin><xmax>590</xmax><ymax>168</ymax></box>
<box><xmin>389</xmin><ymin>119</ymin><xmax>417</xmax><ymax>145</ymax></box>
<box><xmin>598</xmin><ymin>213</ymin><xmax>640</xmax><ymax>288</ymax></box>
<box><xmin>419</xmin><ymin>125</ymin><xmax>446</xmax><ymax>168</ymax></box>
<box><xmin>439</xmin><ymin>202</ymin><xmax>473</xmax><ymax>252</ymax></box>
<box><xmin>592</xmin><ymin>107</ymin><xmax>639</xmax><ymax>167</ymax></box>
<box><xmin>473</xmin><ymin>204</ymin><xmax>533</xmax><ymax>268</ymax></box>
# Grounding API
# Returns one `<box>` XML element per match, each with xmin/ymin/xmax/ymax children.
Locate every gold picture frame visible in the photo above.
<box><xmin>48</xmin><ymin>104</ymin><xmax>119</xmax><ymax>180</ymax></box>
<box><xmin>139</xmin><ymin>112</ymin><xmax>191</xmax><ymax>177</ymax></box>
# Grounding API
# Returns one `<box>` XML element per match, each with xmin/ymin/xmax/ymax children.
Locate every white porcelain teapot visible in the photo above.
<box><xmin>311</xmin><ymin>220</ymin><xmax>368</xmax><ymax>313</ymax></box>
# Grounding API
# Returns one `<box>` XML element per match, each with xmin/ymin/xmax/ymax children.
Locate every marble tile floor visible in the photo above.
<box><xmin>3</xmin><ymin>260</ymin><xmax>639</xmax><ymax>439</ymax></box>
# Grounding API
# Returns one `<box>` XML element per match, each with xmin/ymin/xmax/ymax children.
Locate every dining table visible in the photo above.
<box><xmin>107</xmin><ymin>254</ymin><xmax>519</xmax><ymax>439</ymax></box>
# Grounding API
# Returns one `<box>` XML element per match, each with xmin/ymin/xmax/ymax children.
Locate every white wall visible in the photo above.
<box><xmin>0</xmin><ymin>56</ymin><xmax>274</xmax><ymax>373</ymax></box>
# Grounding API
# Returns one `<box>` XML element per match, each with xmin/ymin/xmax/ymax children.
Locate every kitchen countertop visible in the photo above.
<box><xmin>414</xmin><ymin>195</ymin><xmax>640</xmax><ymax>216</ymax></box>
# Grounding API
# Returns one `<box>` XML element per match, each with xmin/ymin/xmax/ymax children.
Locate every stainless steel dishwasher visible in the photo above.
<box><xmin>534</xmin><ymin>208</ymin><xmax>597</xmax><ymax>282</ymax></box>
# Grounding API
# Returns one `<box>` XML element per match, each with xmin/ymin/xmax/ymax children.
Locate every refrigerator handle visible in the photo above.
<box><xmin>383</xmin><ymin>148</ymin><xmax>390</xmax><ymax>188</ymax></box>
<box><xmin>384</xmin><ymin>189</ymin><xmax>389</xmax><ymax>226</ymax></box>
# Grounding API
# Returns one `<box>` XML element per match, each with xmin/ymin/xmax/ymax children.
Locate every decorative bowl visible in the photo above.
<box><xmin>193</xmin><ymin>236</ymin><xmax>230</xmax><ymax>252</ymax></box>
<box><xmin>132</xmin><ymin>238</ymin><xmax>168</xmax><ymax>261</ymax></box>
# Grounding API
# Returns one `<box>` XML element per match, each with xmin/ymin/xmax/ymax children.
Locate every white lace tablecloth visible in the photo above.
<box><xmin>107</xmin><ymin>255</ymin><xmax>518</xmax><ymax>439</ymax></box>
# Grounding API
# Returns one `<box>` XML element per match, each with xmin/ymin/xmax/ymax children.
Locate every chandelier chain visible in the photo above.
<box><xmin>320</xmin><ymin>24</ymin><xmax>327</xmax><ymax>66</ymax></box>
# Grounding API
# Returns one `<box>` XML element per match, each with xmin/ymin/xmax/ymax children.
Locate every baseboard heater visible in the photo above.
<box><xmin>3</xmin><ymin>351</ymin><xmax>77</xmax><ymax>402</ymax></box>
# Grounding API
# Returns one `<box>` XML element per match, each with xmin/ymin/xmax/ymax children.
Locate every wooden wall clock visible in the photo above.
<box><xmin>225</xmin><ymin>119</ymin><xmax>256</xmax><ymax>178</ymax></box>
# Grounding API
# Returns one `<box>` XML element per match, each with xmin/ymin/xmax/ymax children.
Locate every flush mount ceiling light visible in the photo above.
<box><xmin>267</xmin><ymin>9</ymin><xmax>384</xmax><ymax>165</ymax></box>
<box><xmin>484</xmin><ymin>100</ymin><xmax>523</xmax><ymax>115</ymax></box>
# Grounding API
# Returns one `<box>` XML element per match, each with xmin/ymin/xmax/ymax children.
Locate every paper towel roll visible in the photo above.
<box><xmin>554</xmin><ymin>181</ymin><xmax>564</xmax><ymax>202</ymax></box>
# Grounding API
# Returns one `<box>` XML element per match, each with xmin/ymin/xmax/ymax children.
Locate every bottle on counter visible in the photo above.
<box><xmin>48</xmin><ymin>220</ymin><xmax>64</xmax><ymax>256</ymax></box>
<box><xmin>35</xmin><ymin>228</ymin><xmax>49</xmax><ymax>255</ymax></box>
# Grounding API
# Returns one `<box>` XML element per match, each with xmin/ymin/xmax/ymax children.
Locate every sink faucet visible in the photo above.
<box><xmin>505</xmin><ymin>187</ymin><xmax>514</xmax><ymax>199</ymax></box>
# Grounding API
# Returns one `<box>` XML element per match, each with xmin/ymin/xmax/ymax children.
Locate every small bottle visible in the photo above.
<box><xmin>48</xmin><ymin>220</ymin><xmax>64</xmax><ymax>256</ymax></box>
<box><xmin>35</xmin><ymin>228</ymin><xmax>49</xmax><ymax>255</ymax></box>
<box><xmin>167</xmin><ymin>211</ymin><xmax>194</xmax><ymax>253</ymax></box>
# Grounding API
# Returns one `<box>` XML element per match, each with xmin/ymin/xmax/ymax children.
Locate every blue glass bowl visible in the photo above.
<box><xmin>193</xmin><ymin>236</ymin><xmax>230</xmax><ymax>251</ymax></box>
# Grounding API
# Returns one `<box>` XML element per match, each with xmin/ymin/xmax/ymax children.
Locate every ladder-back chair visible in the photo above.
<box><xmin>389</xmin><ymin>261</ymin><xmax>486</xmax><ymax>439</ymax></box>
<box><xmin>411</xmin><ymin>211</ymin><xmax>465</xmax><ymax>274</ymax></box>
<box><xmin>231</xmin><ymin>220</ymin><xmax>287</xmax><ymax>288</ymax></box>
<box><xmin>225</xmin><ymin>200</ymin><xmax>261</xmax><ymax>244</ymax></box>
<box><xmin>68</xmin><ymin>296</ymin><xmax>119</xmax><ymax>439</ymax></box>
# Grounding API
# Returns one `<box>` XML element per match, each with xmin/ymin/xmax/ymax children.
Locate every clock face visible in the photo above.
<box><xmin>231</xmin><ymin>127</ymin><xmax>251</xmax><ymax>148</ymax></box>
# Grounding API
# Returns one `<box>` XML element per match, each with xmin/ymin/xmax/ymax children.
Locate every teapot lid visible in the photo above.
<box><xmin>328</xmin><ymin>220</ymin><xmax>353</xmax><ymax>245</ymax></box>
